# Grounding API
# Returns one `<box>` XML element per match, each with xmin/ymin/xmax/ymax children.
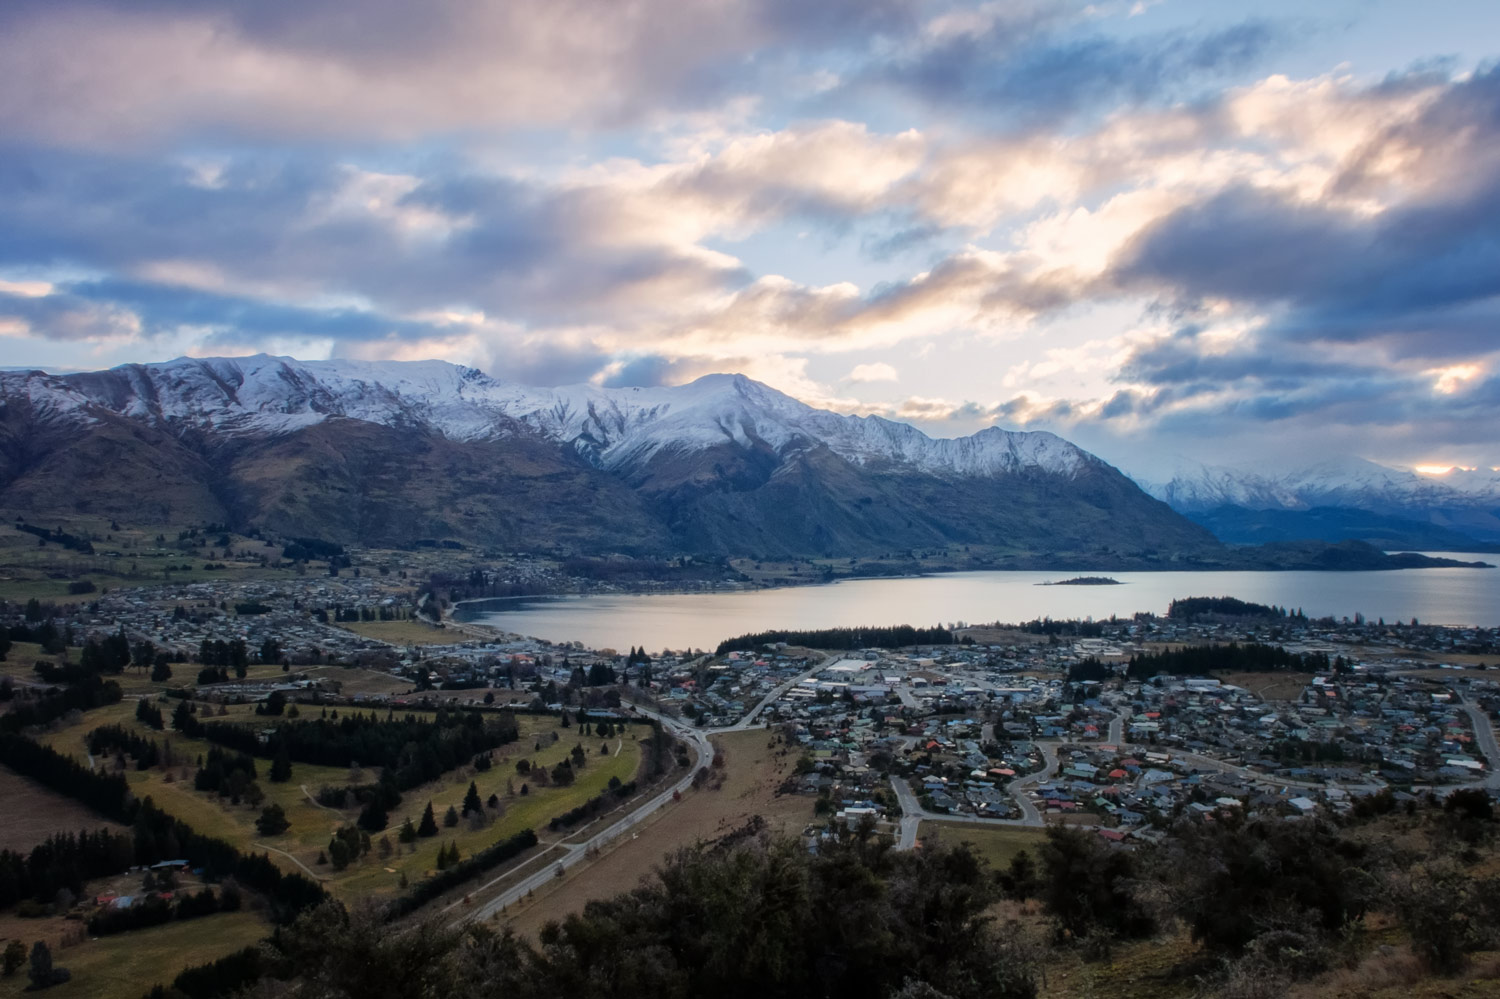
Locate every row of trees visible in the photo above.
<box><xmin>0</xmin><ymin>829</ymin><xmax>136</xmax><ymax>912</ymax></box>
<box><xmin>0</xmin><ymin>734</ymin><xmax>325</xmax><ymax>923</ymax></box>
<box><xmin>715</xmin><ymin>624</ymin><xmax>954</xmax><ymax>654</ymax></box>
<box><xmin>1125</xmin><ymin>641</ymin><xmax>1338</xmax><ymax>679</ymax></box>
<box><xmin>1167</xmin><ymin>596</ymin><xmax>1304</xmax><ymax>620</ymax></box>
<box><xmin>187</xmin><ymin>709</ymin><xmax>520</xmax><ymax>792</ymax></box>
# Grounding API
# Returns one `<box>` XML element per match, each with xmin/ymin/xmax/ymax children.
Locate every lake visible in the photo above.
<box><xmin>452</xmin><ymin>553</ymin><xmax>1500</xmax><ymax>651</ymax></box>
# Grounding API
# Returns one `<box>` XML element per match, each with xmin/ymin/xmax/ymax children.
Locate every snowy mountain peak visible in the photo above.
<box><xmin>1138</xmin><ymin>455</ymin><xmax>1500</xmax><ymax>514</ymax></box>
<box><xmin>1</xmin><ymin>355</ymin><xmax>1102</xmax><ymax>481</ymax></box>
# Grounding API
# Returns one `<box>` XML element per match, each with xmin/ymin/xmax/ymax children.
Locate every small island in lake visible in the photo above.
<box><xmin>1040</xmin><ymin>576</ymin><xmax>1123</xmax><ymax>586</ymax></box>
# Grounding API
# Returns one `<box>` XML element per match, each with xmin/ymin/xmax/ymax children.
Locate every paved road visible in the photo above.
<box><xmin>721</xmin><ymin>656</ymin><xmax>829</xmax><ymax>731</ymax></box>
<box><xmin>891</xmin><ymin>740</ymin><xmax>1064</xmax><ymax>845</ymax></box>
<box><xmin>1457</xmin><ymin>693</ymin><xmax>1500</xmax><ymax>790</ymax></box>
<box><xmin>458</xmin><ymin>708</ymin><xmax>713</xmax><ymax>925</ymax></box>
<box><xmin>1104</xmin><ymin>708</ymin><xmax>1125</xmax><ymax>746</ymax></box>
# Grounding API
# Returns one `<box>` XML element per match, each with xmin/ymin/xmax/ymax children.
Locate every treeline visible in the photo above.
<box><xmin>384</xmin><ymin>828</ymin><xmax>539</xmax><ymax>920</ymax></box>
<box><xmin>88</xmin><ymin>885</ymin><xmax>238</xmax><ymax>936</ymax></box>
<box><xmin>0</xmin><ymin>674</ymin><xmax>122</xmax><ymax>734</ymax></box>
<box><xmin>15</xmin><ymin>522</ymin><xmax>95</xmax><ymax>554</ymax></box>
<box><xmin>1066</xmin><ymin>656</ymin><xmax>1111</xmax><ymax>682</ymax></box>
<box><xmin>1017</xmin><ymin>617</ymin><xmax>1106</xmax><ymax>637</ymax></box>
<box><xmin>190</xmin><ymin>709</ymin><xmax>520</xmax><ymax>791</ymax></box>
<box><xmin>280</xmin><ymin>538</ymin><xmax>344</xmax><ymax>562</ymax></box>
<box><xmin>87</xmin><ymin>724</ymin><xmax>163</xmax><ymax>770</ymax></box>
<box><xmin>0</xmin><ymin>829</ymin><xmax>136</xmax><ymax>911</ymax></box>
<box><xmin>0</xmin><ymin>734</ymin><xmax>324</xmax><ymax>922</ymax></box>
<box><xmin>716</xmin><ymin>624</ymin><xmax>954</xmax><ymax>654</ymax></box>
<box><xmin>548</xmin><ymin>778</ymin><xmax>637</xmax><ymax>831</ymax></box>
<box><xmin>426</xmin><ymin>569</ymin><xmax>555</xmax><ymax>603</ymax></box>
<box><xmin>1126</xmin><ymin>642</ymin><xmax>1335</xmax><ymax>679</ymax></box>
<box><xmin>1168</xmin><ymin>596</ymin><xmax>1305</xmax><ymax>620</ymax></box>
<box><xmin>283</xmin><ymin>830</ymin><xmax>1034</xmax><ymax>999</ymax></box>
<box><xmin>156</xmin><ymin>946</ymin><xmax>263</xmax><ymax>999</ymax></box>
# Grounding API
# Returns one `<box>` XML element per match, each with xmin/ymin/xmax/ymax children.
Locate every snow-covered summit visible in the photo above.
<box><xmin>1139</xmin><ymin>455</ymin><xmax>1500</xmax><ymax>513</ymax></box>
<box><xmin>1</xmin><ymin>355</ymin><xmax>1099</xmax><ymax>480</ymax></box>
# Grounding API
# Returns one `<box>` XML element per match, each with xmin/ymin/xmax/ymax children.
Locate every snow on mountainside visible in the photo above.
<box><xmin>0</xmin><ymin>355</ymin><xmax>1097</xmax><ymax>480</ymax></box>
<box><xmin>1140</xmin><ymin>456</ymin><xmax>1500</xmax><ymax>513</ymax></box>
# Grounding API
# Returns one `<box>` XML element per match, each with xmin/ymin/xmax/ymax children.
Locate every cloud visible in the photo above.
<box><xmin>846</xmin><ymin>362</ymin><xmax>898</xmax><ymax>383</ymax></box>
<box><xmin>0</xmin><ymin>0</ymin><xmax>921</xmax><ymax>148</ymax></box>
<box><xmin>859</xmin><ymin>8</ymin><xmax>1290</xmax><ymax>123</ymax></box>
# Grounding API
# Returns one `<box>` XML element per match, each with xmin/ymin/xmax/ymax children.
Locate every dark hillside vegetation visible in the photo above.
<box><xmin>271</xmin><ymin>829</ymin><xmax>1036</xmax><ymax>999</ymax></box>
<box><xmin>716</xmin><ymin>624</ymin><xmax>955</xmax><ymax>654</ymax></box>
<box><xmin>1125</xmin><ymin>642</ymin><xmax>1337</xmax><ymax>679</ymax></box>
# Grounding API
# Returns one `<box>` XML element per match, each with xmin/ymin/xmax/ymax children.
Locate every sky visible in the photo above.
<box><xmin>2</xmin><ymin>0</ymin><xmax>1499</xmax><ymax>479</ymax></box>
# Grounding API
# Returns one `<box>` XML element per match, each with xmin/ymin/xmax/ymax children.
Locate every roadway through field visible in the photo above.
<box><xmin>456</xmin><ymin>709</ymin><xmax>714</xmax><ymax>926</ymax></box>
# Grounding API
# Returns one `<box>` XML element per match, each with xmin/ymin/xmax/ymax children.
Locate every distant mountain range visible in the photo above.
<box><xmin>0</xmin><ymin>355</ymin><xmax>1219</xmax><ymax>562</ymax></box>
<box><xmin>0</xmin><ymin>355</ymin><xmax>1490</xmax><ymax>568</ymax></box>
<box><xmin>1137</xmin><ymin>457</ymin><xmax>1500</xmax><ymax>550</ymax></box>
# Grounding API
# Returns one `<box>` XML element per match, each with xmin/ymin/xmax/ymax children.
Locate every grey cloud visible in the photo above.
<box><xmin>1114</xmin><ymin>68</ymin><xmax>1500</xmax><ymax>359</ymax></box>
<box><xmin>0</xmin><ymin>147</ymin><xmax>745</xmax><ymax>330</ymax></box>
<box><xmin>862</xmin><ymin>15</ymin><xmax>1289</xmax><ymax>123</ymax></box>
<box><xmin>0</xmin><ymin>288</ymin><xmax>139</xmax><ymax>341</ymax></box>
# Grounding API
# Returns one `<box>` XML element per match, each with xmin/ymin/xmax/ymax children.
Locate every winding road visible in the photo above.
<box><xmin>1457</xmin><ymin>693</ymin><xmax>1500</xmax><ymax>790</ymax></box>
<box><xmin>457</xmin><ymin>706</ymin><xmax>714</xmax><ymax>925</ymax></box>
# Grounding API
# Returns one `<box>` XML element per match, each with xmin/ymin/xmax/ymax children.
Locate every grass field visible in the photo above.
<box><xmin>334</xmin><ymin>619</ymin><xmax>456</xmax><ymax>646</ymax></box>
<box><xmin>31</xmin><ymin>699</ymin><xmax>649</xmax><ymax>901</ymax></box>
<box><xmin>0</xmin><ymin>766</ymin><xmax>127</xmax><ymax>853</ymax></box>
<box><xmin>0</xmin><ymin>909</ymin><xmax>270</xmax><ymax>999</ymax></box>
<box><xmin>917</xmin><ymin>821</ymin><xmax>1047</xmax><ymax>869</ymax></box>
<box><xmin>504</xmin><ymin>727</ymin><xmax>811</xmax><ymax>936</ymax></box>
<box><xmin>1220</xmin><ymin>671</ymin><xmax>1315</xmax><ymax>702</ymax></box>
<box><xmin>330</xmin><ymin>718</ymin><xmax>647</xmax><ymax>899</ymax></box>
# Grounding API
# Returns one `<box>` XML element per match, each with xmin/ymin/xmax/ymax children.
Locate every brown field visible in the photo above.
<box><xmin>334</xmin><ymin>619</ymin><xmax>458</xmax><ymax>647</ymax></box>
<box><xmin>0</xmin><ymin>908</ymin><xmax>270</xmax><ymax>999</ymax></box>
<box><xmin>500</xmin><ymin>728</ymin><xmax>813</xmax><ymax>936</ymax></box>
<box><xmin>1220</xmin><ymin>671</ymin><xmax>1315</xmax><ymax>701</ymax></box>
<box><xmin>0</xmin><ymin>766</ymin><xmax>127</xmax><ymax>853</ymax></box>
<box><xmin>919</xmin><ymin>822</ymin><xmax>1047</xmax><ymax>870</ymax></box>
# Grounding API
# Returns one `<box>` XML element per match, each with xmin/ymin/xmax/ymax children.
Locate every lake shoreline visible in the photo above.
<box><xmin>454</xmin><ymin>549</ymin><xmax>1495</xmax><ymax>608</ymax></box>
<box><xmin>452</xmin><ymin>557</ymin><xmax>1500</xmax><ymax>648</ymax></box>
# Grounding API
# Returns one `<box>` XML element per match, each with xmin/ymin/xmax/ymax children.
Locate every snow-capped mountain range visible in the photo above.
<box><xmin>1137</xmin><ymin>457</ymin><xmax>1500</xmax><ymax>545</ymax></box>
<box><xmin>0</xmin><ymin>353</ymin><xmax>1227</xmax><ymax>559</ymax></box>
<box><xmin>2</xmin><ymin>354</ymin><xmax>1094</xmax><ymax>480</ymax></box>
<box><xmin>1139</xmin><ymin>456</ymin><xmax>1500</xmax><ymax>513</ymax></box>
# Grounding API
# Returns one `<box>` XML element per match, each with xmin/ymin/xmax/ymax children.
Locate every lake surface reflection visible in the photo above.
<box><xmin>453</xmin><ymin>554</ymin><xmax>1499</xmax><ymax>651</ymax></box>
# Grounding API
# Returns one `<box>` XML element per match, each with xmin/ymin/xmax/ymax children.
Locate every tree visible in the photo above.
<box><xmin>358</xmin><ymin>799</ymin><xmax>388</xmax><ymax>833</ymax></box>
<box><xmin>443</xmin><ymin>804</ymin><xmax>459</xmax><ymax>828</ymax></box>
<box><xmin>417</xmin><ymin>802</ymin><xmax>439</xmax><ymax>837</ymax></box>
<box><xmin>269</xmin><ymin>747</ymin><xmax>292</xmax><ymax>783</ymax></box>
<box><xmin>150</xmin><ymin>656</ymin><xmax>172</xmax><ymax>682</ymax></box>
<box><xmin>1038</xmin><ymin>826</ymin><xmax>1154</xmax><ymax>942</ymax></box>
<box><xmin>328</xmin><ymin>837</ymin><xmax>352</xmax><ymax>871</ymax></box>
<box><xmin>28</xmin><ymin>941</ymin><xmax>68</xmax><ymax>989</ymax></box>
<box><xmin>256</xmin><ymin>804</ymin><xmax>290</xmax><ymax>836</ymax></box>
<box><xmin>171</xmin><ymin>700</ymin><xmax>195</xmax><ymax>731</ymax></box>
<box><xmin>461</xmin><ymin>781</ymin><xmax>483</xmax><ymax>816</ymax></box>
<box><xmin>2</xmin><ymin>940</ymin><xmax>25</xmax><ymax>977</ymax></box>
<box><xmin>398</xmin><ymin>818</ymin><xmax>418</xmax><ymax>844</ymax></box>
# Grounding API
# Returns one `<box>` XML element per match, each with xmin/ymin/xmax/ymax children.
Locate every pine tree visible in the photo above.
<box><xmin>443</xmin><ymin>804</ymin><xmax>459</xmax><ymax>828</ymax></box>
<box><xmin>358</xmin><ymin>799</ymin><xmax>388</xmax><ymax>832</ymax></box>
<box><xmin>417</xmin><ymin>801</ymin><xmax>439</xmax><ymax>837</ymax></box>
<box><xmin>461</xmin><ymin>781</ymin><xmax>482</xmax><ymax>816</ymax></box>
<box><xmin>269</xmin><ymin>747</ymin><xmax>292</xmax><ymax>783</ymax></box>
<box><xmin>398</xmin><ymin>818</ymin><xmax>418</xmax><ymax>844</ymax></box>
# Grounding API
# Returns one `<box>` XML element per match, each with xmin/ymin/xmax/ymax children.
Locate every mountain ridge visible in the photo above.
<box><xmin>1139</xmin><ymin>456</ymin><xmax>1500</xmax><ymax>544</ymax></box>
<box><xmin>0</xmin><ymin>355</ymin><xmax>1487</xmax><ymax>568</ymax></box>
